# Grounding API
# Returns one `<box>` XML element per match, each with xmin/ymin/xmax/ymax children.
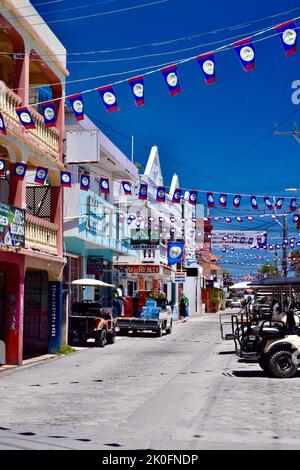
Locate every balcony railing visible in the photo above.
<box><xmin>25</xmin><ymin>213</ymin><xmax>58</xmax><ymax>255</ymax></box>
<box><xmin>0</xmin><ymin>81</ymin><xmax>59</xmax><ymax>157</ymax></box>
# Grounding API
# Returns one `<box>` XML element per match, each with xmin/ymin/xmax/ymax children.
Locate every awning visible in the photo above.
<box><xmin>72</xmin><ymin>279</ymin><xmax>115</xmax><ymax>288</ymax></box>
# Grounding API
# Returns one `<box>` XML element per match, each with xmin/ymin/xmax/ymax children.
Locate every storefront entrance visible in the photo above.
<box><xmin>23</xmin><ymin>270</ymin><xmax>49</xmax><ymax>358</ymax></box>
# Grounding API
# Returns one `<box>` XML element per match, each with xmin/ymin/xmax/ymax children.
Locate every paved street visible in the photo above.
<box><xmin>0</xmin><ymin>312</ymin><xmax>300</xmax><ymax>450</ymax></box>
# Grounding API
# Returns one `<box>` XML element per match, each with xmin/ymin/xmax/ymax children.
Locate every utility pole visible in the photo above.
<box><xmin>274</xmin><ymin>245</ymin><xmax>279</xmax><ymax>275</ymax></box>
<box><xmin>131</xmin><ymin>135</ymin><xmax>134</xmax><ymax>163</ymax></box>
<box><xmin>282</xmin><ymin>213</ymin><xmax>288</xmax><ymax>278</ymax></box>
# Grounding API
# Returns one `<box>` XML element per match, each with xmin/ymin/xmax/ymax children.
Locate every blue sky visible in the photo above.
<box><xmin>33</xmin><ymin>0</ymin><xmax>300</xmax><ymax>278</ymax></box>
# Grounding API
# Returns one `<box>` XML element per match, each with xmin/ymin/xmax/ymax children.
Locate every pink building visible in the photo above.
<box><xmin>0</xmin><ymin>1</ymin><xmax>68</xmax><ymax>364</ymax></box>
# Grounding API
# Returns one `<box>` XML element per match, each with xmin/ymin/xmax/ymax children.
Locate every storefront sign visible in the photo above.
<box><xmin>130</xmin><ymin>228</ymin><xmax>160</xmax><ymax>250</ymax></box>
<box><xmin>48</xmin><ymin>282</ymin><xmax>62</xmax><ymax>354</ymax></box>
<box><xmin>174</xmin><ymin>271</ymin><xmax>186</xmax><ymax>283</ymax></box>
<box><xmin>211</xmin><ymin>230</ymin><xmax>267</xmax><ymax>249</ymax></box>
<box><xmin>87</xmin><ymin>257</ymin><xmax>103</xmax><ymax>275</ymax></box>
<box><xmin>0</xmin><ymin>202</ymin><xmax>25</xmax><ymax>247</ymax></box>
<box><xmin>116</xmin><ymin>265</ymin><xmax>160</xmax><ymax>274</ymax></box>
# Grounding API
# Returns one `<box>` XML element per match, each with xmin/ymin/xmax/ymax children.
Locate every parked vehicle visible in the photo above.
<box><xmin>68</xmin><ymin>279</ymin><xmax>116</xmax><ymax>348</ymax></box>
<box><xmin>220</xmin><ymin>278</ymin><xmax>300</xmax><ymax>378</ymax></box>
<box><xmin>231</xmin><ymin>298</ymin><xmax>243</xmax><ymax>309</ymax></box>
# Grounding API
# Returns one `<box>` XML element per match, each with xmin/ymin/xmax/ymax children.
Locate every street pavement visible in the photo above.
<box><xmin>0</xmin><ymin>311</ymin><xmax>300</xmax><ymax>450</ymax></box>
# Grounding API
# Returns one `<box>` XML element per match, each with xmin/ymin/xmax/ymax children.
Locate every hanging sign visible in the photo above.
<box><xmin>16</xmin><ymin>107</ymin><xmax>35</xmax><ymax>129</ymax></box>
<box><xmin>188</xmin><ymin>190</ymin><xmax>198</xmax><ymax>205</ymax></box>
<box><xmin>128</xmin><ymin>75</ymin><xmax>145</xmax><ymax>106</ymax></box>
<box><xmin>196</xmin><ymin>52</ymin><xmax>216</xmax><ymax>85</ymax></box>
<box><xmin>98</xmin><ymin>85</ymin><xmax>119</xmax><ymax>113</ymax></box>
<box><xmin>34</xmin><ymin>166</ymin><xmax>48</xmax><ymax>185</ymax></box>
<box><xmin>156</xmin><ymin>186</ymin><xmax>166</xmax><ymax>202</ymax></box>
<box><xmin>13</xmin><ymin>162</ymin><xmax>27</xmax><ymax>180</ymax></box>
<box><xmin>275</xmin><ymin>21</ymin><xmax>298</xmax><ymax>56</ymax></box>
<box><xmin>232</xmin><ymin>37</ymin><xmax>255</xmax><ymax>71</ymax></box>
<box><xmin>122</xmin><ymin>180</ymin><xmax>132</xmax><ymax>195</ymax></box>
<box><xmin>138</xmin><ymin>183</ymin><xmax>148</xmax><ymax>200</ymax></box>
<box><xmin>0</xmin><ymin>202</ymin><xmax>25</xmax><ymax>247</ymax></box>
<box><xmin>69</xmin><ymin>94</ymin><xmax>84</xmax><ymax>121</ymax></box>
<box><xmin>0</xmin><ymin>112</ymin><xmax>6</xmax><ymax>135</ymax></box>
<box><xmin>167</xmin><ymin>241</ymin><xmax>184</xmax><ymax>265</ymax></box>
<box><xmin>233</xmin><ymin>194</ymin><xmax>241</xmax><ymax>208</ymax></box>
<box><xmin>172</xmin><ymin>188</ymin><xmax>182</xmax><ymax>203</ymax></box>
<box><xmin>100</xmin><ymin>177</ymin><xmax>110</xmax><ymax>194</ymax></box>
<box><xmin>80</xmin><ymin>173</ymin><xmax>90</xmax><ymax>191</ymax></box>
<box><xmin>161</xmin><ymin>64</ymin><xmax>180</xmax><ymax>96</ymax></box>
<box><xmin>41</xmin><ymin>101</ymin><xmax>57</xmax><ymax>128</ymax></box>
<box><xmin>207</xmin><ymin>192</ymin><xmax>215</xmax><ymax>207</ymax></box>
<box><xmin>219</xmin><ymin>193</ymin><xmax>227</xmax><ymax>208</ymax></box>
<box><xmin>60</xmin><ymin>170</ymin><xmax>72</xmax><ymax>188</ymax></box>
<box><xmin>211</xmin><ymin>230</ymin><xmax>267</xmax><ymax>249</ymax></box>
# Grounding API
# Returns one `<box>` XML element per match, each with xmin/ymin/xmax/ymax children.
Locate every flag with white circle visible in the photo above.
<box><xmin>41</xmin><ymin>101</ymin><xmax>57</xmax><ymax>128</ymax></box>
<box><xmin>172</xmin><ymin>188</ymin><xmax>182</xmax><ymax>203</ymax></box>
<box><xmin>138</xmin><ymin>183</ymin><xmax>148</xmax><ymax>200</ymax></box>
<box><xmin>275</xmin><ymin>21</ymin><xmax>298</xmax><ymax>56</ymax></box>
<box><xmin>264</xmin><ymin>196</ymin><xmax>273</xmax><ymax>209</ymax></box>
<box><xmin>206</xmin><ymin>192</ymin><xmax>215</xmax><ymax>207</ymax></box>
<box><xmin>97</xmin><ymin>85</ymin><xmax>119</xmax><ymax>113</ymax></box>
<box><xmin>161</xmin><ymin>64</ymin><xmax>180</xmax><ymax>96</ymax></box>
<box><xmin>188</xmin><ymin>190</ymin><xmax>198</xmax><ymax>205</ymax></box>
<box><xmin>290</xmin><ymin>198</ymin><xmax>297</xmax><ymax>211</ymax></box>
<box><xmin>34</xmin><ymin>166</ymin><xmax>48</xmax><ymax>185</ymax></box>
<box><xmin>128</xmin><ymin>75</ymin><xmax>145</xmax><ymax>106</ymax></box>
<box><xmin>80</xmin><ymin>174</ymin><xmax>90</xmax><ymax>191</ymax></box>
<box><xmin>69</xmin><ymin>94</ymin><xmax>84</xmax><ymax>121</ymax></box>
<box><xmin>232</xmin><ymin>37</ymin><xmax>255</xmax><ymax>71</ymax></box>
<box><xmin>156</xmin><ymin>186</ymin><xmax>166</xmax><ymax>202</ymax></box>
<box><xmin>60</xmin><ymin>171</ymin><xmax>72</xmax><ymax>188</ymax></box>
<box><xmin>219</xmin><ymin>193</ymin><xmax>227</xmax><ymax>207</ymax></box>
<box><xmin>0</xmin><ymin>112</ymin><xmax>6</xmax><ymax>135</ymax></box>
<box><xmin>250</xmin><ymin>196</ymin><xmax>259</xmax><ymax>209</ymax></box>
<box><xmin>275</xmin><ymin>197</ymin><xmax>284</xmax><ymax>210</ymax></box>
<box><xmin>233</xmin><ymin>194</ymin><xmax>241</xmax><ymax>208</ymax></box>
<box><xmin>0</xmin><ymin>158</ymin><xmax>6</xmax><ymax>175</ymax></box>
<box><xmin>196</xmin><ymin>52</ymin><xmax>216</xmax><ymax>85</ymax></box>
<box><xmin>122</xmin><ymin>181</ymin><xmax>132</xmax><ymax>195</ymax></box>
<box><xmin>100</xmin><ymin>177</ymin><xmax>110</xmax><ymax>194</ymax></box>
<box><xmin>16</xmin><ymin>107</ymin><xmax>35</xmax><ymax>129</ymax></box>
<box><xmin>13</xmin><ymin>162</ymin><xmax>27</xmax><ymax>180</ymax></box>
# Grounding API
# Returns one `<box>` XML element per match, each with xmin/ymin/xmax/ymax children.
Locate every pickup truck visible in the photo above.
<box><xmin>117</xmin><ymin>306</ymin><xmax>173</xmax><ymax>337</ymax></box>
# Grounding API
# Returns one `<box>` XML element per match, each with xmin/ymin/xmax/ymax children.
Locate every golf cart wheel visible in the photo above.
<box><xmin>166</xmin><ymin>321</ymin><xmax>172</xmax><ymax>335</ymax></box>
<box><xmin>95</xmin><ymin>329</ymin><xmax>107</xmax><ymax>348</ymax></box>
<box><xmin>258</xmin><ymin>356</ymin><xmax>270</xmax><ymax>375</ymax></box>
<box><xmin>118</xmin><ymin>329</ymin><xmax>127</xmax><ymax>336</ymax></box>
<box><xmin>268</xmin><ymin>349</ymin><xmax>297</xmax><ymax>378</ymax></box>
<box><xmin>106</xmin><ymin>329</ymin><xmax>116</xmax><ymax>345</ymax></box>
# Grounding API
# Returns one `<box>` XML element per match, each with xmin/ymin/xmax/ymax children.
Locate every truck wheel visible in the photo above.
<box><xmin>166</xmin><ymin>321</ymin><xmax>172</xmax><ymax>335</ymax></box>
<box><xmin>156</xmin><ymin>325</ymin><xmax>163</xmax><ymax>337</ymax></box>
<box><xmin>268</xmin><ymin>349</ymin><xmax>297</xmax><ymax>378</ymax></box>
<box><xmin>118</xmin><ymin>329</ymin><xmax>127</xmax><ymax>336</ymax></box>
<box><xmin>107</xmin><ymin>329</ymin><xmax>116</xmax><ymax>345</ymax></box>
<box><xmin>95</xmin><ymin>329</ymin><xmax>106</xmax><ymax>348</ymax></box>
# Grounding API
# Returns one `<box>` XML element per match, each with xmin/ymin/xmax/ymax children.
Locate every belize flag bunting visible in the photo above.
<box><xmin>0</xmin><ymin>112</ymin><xmax>6</xmax><ymax>135</ymax></box>
<box><xmin>138</xmin><ymin>183</ymin><xmax>148</xmax><ymax>200</ymax></box>
<box><xmin>225</xmin><ymin>217</ymin><xmax>232</xmax><ymax>223</ymax></box>
<box><xmin>232</xmin><ymin>37</ymin><xmax>255</xmax><ymax>71</ymax></box>
<box><xmin>236</xmin><ymin>216</ymin><xmax>243</xmax><ymax>223</ymax></box>
<box><xmin>251</xmin><ymin>196</ymin><xmax>259</xmax><ymax>209</ymax></box>
<box><xmin>97</xmin><ymin>85</ymin><xmax>119</xmax><ymax>113</ymax></box>
<box><xmin>275</xmin><ymin>197</ymin><xmax>284</xmax><ymax>210</ymax></box>
<box><xmin>128</xmin><ymin>76</ymin><xmax>145</xmax><ymax>106</ymax></box>
<box><xmin>80</xmin><ymin>174</ymin><xmax>90</xmax><ymax>191</ymax></box>
<box><xmin>196</xmin><ymin>52</ymin><xmax>216</xmax><ymax>85</ymax></box>
<box><xmin>69</xmin><ymin>94</ymin><xmax>84</xmax><ymax>121</ymax></box>
<box><xmin>207</xmin><ymin>192</ymin><xmax>215</xmax><ymax>207</ymax></box>
<box><xmin>13</xmin><ymin>162</ymin><xmax>27</xmax><ymax>180</ymax></box>
<box><xmin>293</xmin><ymin>214</ymin><xmax>299</xmax><ymax>223</ymax></box>
<box><xmin>0</xmin><ymin>159</ymin><xmax>6</xmax><ymax>176</ymax></box>
<box><xmin>156</xmin><ymin>186</ymin><xmax>166</xmax><ymax>202</ymax></box>
<box><xmin>219</xmin><ymin>193</ymin><xmax>227</xmax><ymax>207</ymax></box>
<box><xmin>264</xmin><ymin>196</ymin><xmax>273</xmax><ymax>209</ymax></box>
<box><xmin>34</xmin><ymin>166</ymin><xmax>48</xmax><ymax>185</ymax></box>
<box><xmin>167</xmin><ymin>241</ymin><xmax>184</xmax><ymax>266</ymax></box>
<box><xmin>100</xmin><ymin>177</ymin><xmax>110</xmax><ymax>194</ymax></box>
<box><xmin>188</xmin><ymin>190</ymin><xmax>198</xmax><ymax>205</ymax></box>
<box><xmin>275</xmin><ymin>21</ymin><xmax>298</xmax><ymax>56</ymax></box>
<box><xmin>60</xmin><ymin>171</ymin><xmax>72</xmax><ymax>188</ymax></box>
<box><xmin>233</xmin><ymin>195</ymin><xmax>241</xmax><ymax>208</ymax></box>
<box><xmin>122</xmin><ymin>181</ymin><xmax>132</xmax><ymax>196</ymax></box>
<box><xmin>290</xmin><ymin>198</ymin><xmax>297</xmax><ymax>211</ymax></box>
<box><xmin>172</xmin><ymin>188</ymin><xmax>182</xmax><ymax>203</ymax></box>
<box><xmin>16</xmin><ymin>107</ymin><xmax>35</xmax><ymax>129</ymax></box>
<box><xmin>161</xmin><ymin>64</ymin><xmax>180</xmax><ymax>96</ymax></box>
<box><xmin>41</xmin><ymin>101</ymin><xmax>57</xmax><ymax>128</ymax></box>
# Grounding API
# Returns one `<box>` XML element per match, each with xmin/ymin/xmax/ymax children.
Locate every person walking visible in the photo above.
<box><xmin>179</xmin><ymin>298</ymin><xmax>187</xmax><ymax>322</ymax></box>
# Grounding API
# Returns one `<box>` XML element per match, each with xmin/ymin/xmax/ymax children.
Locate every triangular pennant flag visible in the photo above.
<box><xmin>161</xmin><ymin>64</ymin><xmax>180</xmax><ymax>96</ymax></box>
<box><xmin>264</xmin><ymin>196</ymin><xmax>274</xmax><ymax>209</ymax></box>
<box><xmin>275</xmin><ymin>21</ymin><xmax>298</xmax><ymax>56</ymax></box>
<box><xmin>138</xmin><ymin>183</ymin><xmax>148</xmax><ymax>200</ymax></box>
<box><xmin>97</xmin><ymin>85</ymin><xmax>119</xmax><ymax>113</ymax></box>
<box><xmin>69</xmin><ymin>94</ymin><xmax>84</xmax><ymax>121</ymax></box>
<box><xmin>188</xmin><ymin>190</ymin><xmax>198</xmax><ymax>205</ymax></box>
<box><xmin>207</xmin><ymin>192</ymin><xmax>215</xmax><ymax>207</ymax></box>
<box><xmin>60</xmin><ymin>171</ymin><xmax>72</xmax><ymax>188</ymax></box>
<box><xmin>290</xmin><ymin>198</ymin><xmax>297</xmax><ymax>211</ymax></box>
<box><xmin>0</xmin><ymin>112</ymin><xmax>6</xmax><ymax>135</ymax></box>
<box><xmin>16</xmin><ymin>107</ymin><xmax>35</xmax><ymax>129</ymax></box>
<box><xmin>122</xmin><ymin>181</ymin><xmax>132</xmax><ymax>195</ymax></box>
<box><xmin>196</xmin><ymin>52</ymin><xmax>216</xmax><ymax>85</ymax></box>
<box><xmin>172</xmin><ymin>188</ymin><xmax>182</xmax><ymax>203</ymax></box>
<box><xmin>13</xmin><ymin>162</ymin><xmax>27</xmax><ymax>180</ymax></box>
<box><xmin>100</xmin><ymin>177</ymin><xmax>110</xmax><ymax>194</ymax></box>
<box><xmin>80</xmin><ymin>174</ymin><xmax>90</xmax><ymax>191</ymax></box>
<box><xmin>251</xmin><ymin>196</ymin><xmax>259</xmax><ymax>209</ymax></box>
<box><xmin>219</xmin><ymin>193</ymin><xmax>227</xmax><ymax>207</ymax></box>
<box><xmin>0</xmin><ymin>158</ymin><xmax>6</xmax><ymax>176</ymax></box>
<box><xmin>232</xmin><ymin>37</ymin><xmax>255</xmax><ymax>71</ymax></box>
<box><xmin>41</xmin><ymin>101</ymin><xmax>57</xmax><ymax>128</ymax></box>
<box><xmin>34</xmin><ymin>166</ymin><xmax>48</xmax><ymax>185</ymax></box>
<box><xmin>233</xmin><ymin>194</ymin><xmax>241</xmax><ymax>208</ymax></box>
<box><xmin>275</xmin><ymin>197</ymin><xmax>284</xmax><ymax>210</ymax></box>
<box><xmin>156</xmin><ymin>186</ymin><xmax>166</xmax><ymax>202</ymax></box>
<box><xmin>128</xmin><ymin>75</ymin><xmax>145</xmax><ymax>106</ymax></box>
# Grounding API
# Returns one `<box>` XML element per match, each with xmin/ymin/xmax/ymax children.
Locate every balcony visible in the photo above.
<box><xmin>0</xmin><ymin>81</ymin><xmax>59</xmax><ymax>159</ymax></box>
<box><xmin>25</xmin><ymin>213</ymin><xmax>58</xmax><ymax>255</ymax></box>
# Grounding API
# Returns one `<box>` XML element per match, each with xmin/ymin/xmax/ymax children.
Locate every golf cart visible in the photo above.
<box><xmin>68</xmin><ymin>279</ymin><xmax>116</xmax><ymax>348</ymax></box>
<box><xmin>220</xmin><ymin>277</ymin><xmax>300</xmax><ymax>378</ymax></box>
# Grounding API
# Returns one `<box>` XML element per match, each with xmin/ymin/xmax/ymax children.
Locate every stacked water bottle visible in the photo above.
<box><xmin>140</xmin><ymin>300</ymin><xmax>161</xmax><ymax>319</ymax></box>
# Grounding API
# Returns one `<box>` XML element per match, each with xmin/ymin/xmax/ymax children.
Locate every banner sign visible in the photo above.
<box><xmin>168</xmin><ymin>241</ymin><xmax>184</xmax><ymax>265</ymax></box>
<box><xmin>232</xmin><ymin>37</ymin><xmax>255</xmax><ymax>71</ymax></box>
<box><xmin>196</xmin><ymin>52</ymin><xmax>216</xmax><ymax>85</ymax></box>
<box><xmin>116</xmin><ymin>265</ymin><xmax>160</xmax><ymax>274</ymax></box>
<box><xmin>130</xmin><ymin>228</ymin><xmax>159</xmax><ymax>249</ymax></box>
<box><xmin>275</xmin><ymin>21</ymin><xmax>298</xmax><ymax>56</ymax></box>
<box><xmin>128</xmin><ymin>75</ymin><xmax>145</xmax><ymax>106</ymax></box>
<box><xmin>48</xmin><ymin>282</ymin><xmax>62</xmax><ymax>354</ymax></box>
<box><xmin>211</xmin><ymin>231</ymin><xmax>267</xmax><ymax>249</ymax></box>
<box><xmin>87</xmin><ymin>257</ymin><xmax>103</xmax><ymax>275</ymax></box>
<box><xmin>69</xmin><ymin>94</ymin><xmax>84</xmax><ymax>121</ymax></box>
<box><xmin>0</xmin><ymin>202</ymin><xmax>25</xmax><ymax>247</ymax></box>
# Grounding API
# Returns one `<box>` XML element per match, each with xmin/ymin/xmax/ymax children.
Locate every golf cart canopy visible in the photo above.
<box><xmin>72</xmin><ymin>279</ymin><xmax>115</xmax><ymax>288</ymax></box>
<box><xmin>250</xmin><ymin>277</ymin><xmax>300</xmax><ymax>288</ymax></box>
